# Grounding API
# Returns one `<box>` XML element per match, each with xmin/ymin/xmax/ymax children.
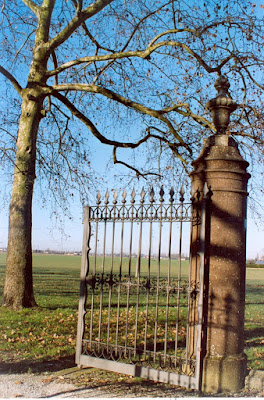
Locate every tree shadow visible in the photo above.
<box><xmin>244</xmin><ymin>326</ymin><xmax>264</xmax><ymax>351</ymax></box>
<box><xmin>41</xmin><ymin>378</ymin><xmax>198</xmax><ymax>398</ymax></box>
<box><xmin>0</xmin><ymin>354</ymin><xmax>75</xmax><ymax>374</ymax></box>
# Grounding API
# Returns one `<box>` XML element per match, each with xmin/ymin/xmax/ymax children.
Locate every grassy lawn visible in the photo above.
<box><xmin>0</xmin><ymin>253</ymin><xmax>263</xmax><ymax>373</ymax></box>
<box><xmin>244</xmin><ymin>268</ymin><xmax>264</xmax><ymax>370</ymax></box>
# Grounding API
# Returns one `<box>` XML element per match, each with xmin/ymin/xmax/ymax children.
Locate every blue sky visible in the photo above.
<box><xmin>0</xmin><ymin>116</ymin><xmax>263</xmax><ymax>259</ymax></box>
<box><xmin>0</xmin><ymin>138</ymin><xmax>263</xmax><ymax>260</ymax></box>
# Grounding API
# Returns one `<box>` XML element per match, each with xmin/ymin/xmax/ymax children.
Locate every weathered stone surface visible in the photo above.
<box><xmin>190</xmin><ymin>134</ymin><xmax>250</xmax><ymax>394</ymax></box>
<box><xmin>245</xmin><ymin>370</ymin><xmax>264</xmax><ymax>391</ymax></box>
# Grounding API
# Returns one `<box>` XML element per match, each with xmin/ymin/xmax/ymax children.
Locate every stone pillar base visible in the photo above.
<box><xmin>202</xmin><ymin>353</ymin><xmax>247</xmax><ymax>393</ymax></box>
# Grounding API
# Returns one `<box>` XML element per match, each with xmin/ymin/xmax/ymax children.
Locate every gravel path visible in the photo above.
<box><xmin>0</xmin><ymin>374</ymin><xmax>79</xmax><ymax>398</ymax></box>
<box><xmin>0</xmin><ymin>372</ymin><xmax>196</xmax><ymax>398</ymax></box>
<box><xmin>0</xmin><ymin>368</ymin><xmax>263</xmax><ymax>398</ymax></box>
<box><xmin>0</xmin><ymin>373</ymin><xmax>145</xmax><ymax>398</ymax></box>
<box><xmin>0</xmin><ymin>373</ymin><xmax>197</xmax><ymax>398</ymax></box>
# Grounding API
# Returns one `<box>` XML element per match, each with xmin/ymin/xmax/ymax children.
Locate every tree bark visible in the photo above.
<box><xmin>2</xmin><ymin>0</ymin><xmax>53</xmax><ymax>309</ymax></box>
<box><xmin>3</xmin><ymin>90</ymin><xmax>43</xmax><ymax>309</ymax></box>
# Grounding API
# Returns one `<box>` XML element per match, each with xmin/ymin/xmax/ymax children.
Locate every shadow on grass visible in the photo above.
<box><xmin>0</xmin><ymin>354</ymin><xmax>76</xmax><ymax>374</ymax></box>
<box><xmin>38</xmin><ymin>305</ymin><xmax>78</xmax><ymax>310</ymax></box>
<box><xmin>246</xmin><ymin>286</ymin><xmax>264</xmax><ymax>305</ymax></box>
<box><xmin>244</xmin><ymin>327</ymin><xmax>264</xmax><ymax>347</ymax></box>
<box><xmin>245</xmin><ymin>327</ymin><xmax>264</xmax><ymax>342</ymax></box>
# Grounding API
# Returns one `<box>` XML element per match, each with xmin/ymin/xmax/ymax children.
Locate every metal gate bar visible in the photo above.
<box><xmin>76</xmin><ymin>186</ymin><xmax>207</xmax><ymax>390</ymax></box>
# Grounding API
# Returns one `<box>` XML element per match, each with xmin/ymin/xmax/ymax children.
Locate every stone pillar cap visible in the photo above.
<box><xmin>206</xmin><ymin>75</ymin><xmax>237</xmax><ymax>134</ymax></box>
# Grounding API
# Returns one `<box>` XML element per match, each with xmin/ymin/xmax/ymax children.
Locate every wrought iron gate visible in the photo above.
<box><xmin>76</xmin><ymin>187</ymin><xmax>207</xmax><ymax>390</ymax></box>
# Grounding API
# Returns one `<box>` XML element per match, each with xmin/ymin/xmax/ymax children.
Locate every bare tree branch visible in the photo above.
<box><xmin>70</xmin><ymin>0</ymin><xmax>83</xmax><ymax>13</ymax></box>
<box><xmin>120</xmin><ymin>1</ymin><xmax>174</xmax><ymax>52</ymax></box>
<box><xmin>47</xmin><ymin>35</ymin><xmax>233</xmax><ymax>78</ymax></box>
<box><xmin>236</xmin><ymin>58</ymin><xmax>264</xmax><ymax>90</ymax></box>
<box><xmin>148</xmin><ymin>28</ymin><xmax>199</xmax><ymax>47</ymax></box>
<box><xmin>50</xmin><ymin>89</ymin><xmax>155</xmax><ymax>149</ymax></box>
<box><xmin>113</xmin><ymin>147</ymin><xmax>161</xmax><ymax>179</ymax></box>
<box><xmin>50</xmin><ymin>88</ymin><xmax>190</xmax><ymax>165</ymax></box>
<box><xmin>51</xmin><ymin>51</ymin><xmax>59</xmax><ymax>85</ymax></box>
<box><xmin>70</xmin><ymin>0</ymin><xmax>115</xmax><ymax>53</ymax></box>
<box><xmin>52</xmin><ymin>83</ymin><xmax>191</xmax><ymax>152</ymax></box>
<box><xmin>46</xmin><ymin>0</ymin><xmax>114</xmax><ymax>54</ymax></box>
<box><xmin>145</xmin><ymin>127</ymin><xmax>187</xmax><ymax>163</ymax></box>
<box><xmin>0</xmin><ymin>66</ymin><xmax>23</xmax><ymax>95</ymax></box>
<box><xmin>235</xmin><ymin>131</ymin><xmax>264</xmax><ymax>144</ymax></box>
<box><xmin>21</xmin><ymin>0</ymin><xmax>39</xmax><ymax>15</ymax></box>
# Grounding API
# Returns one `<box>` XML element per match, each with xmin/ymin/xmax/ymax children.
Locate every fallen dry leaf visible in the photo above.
<box><xmin>41</xmin><ymin>377</ymin><xmax>53</xmax><ymax>383</ymax></box>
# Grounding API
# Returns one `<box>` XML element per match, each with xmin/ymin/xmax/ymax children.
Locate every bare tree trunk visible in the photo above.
<box><xmin>2</xmin><ymin>0</ymin><xmax>54</xmax><ymax>309</ymax></box>
<box><xmin>3</xmin><ymin>90</ymin><xmax>43</xmax><ymax>309</ymax></box>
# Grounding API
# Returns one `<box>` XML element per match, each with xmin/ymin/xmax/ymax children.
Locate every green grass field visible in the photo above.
<box><xmin>0</xmin><ymin>253</ymin><xmax>263</xmax><ymax>372</ymax></box>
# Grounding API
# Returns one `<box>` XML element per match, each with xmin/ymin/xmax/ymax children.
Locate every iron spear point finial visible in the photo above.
<box><xmin>206</xmin><ymin>75</ymin><xmax>237</xmax><ymax>135</ymax></box>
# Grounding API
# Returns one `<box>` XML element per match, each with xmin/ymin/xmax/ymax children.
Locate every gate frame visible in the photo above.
<box><xmin>76</xmin><ymin>187</ymin><xmax>210</xmax><ymax>390</ymax></box>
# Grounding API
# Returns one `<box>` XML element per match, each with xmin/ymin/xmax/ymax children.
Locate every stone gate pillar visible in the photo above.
<box><xmin>190</xmin><ymin>76</ymin><xmax>250</xmax><ymax>393</ymax></box>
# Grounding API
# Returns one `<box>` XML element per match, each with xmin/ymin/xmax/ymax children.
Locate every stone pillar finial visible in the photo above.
<box><xmin>206</xmin><ymin>75</ymin><xmax>237</xmax><ymax>134</ymax></box>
